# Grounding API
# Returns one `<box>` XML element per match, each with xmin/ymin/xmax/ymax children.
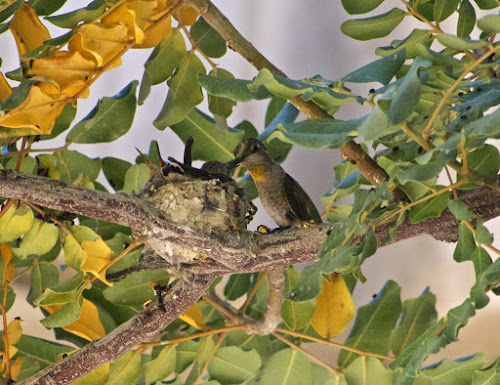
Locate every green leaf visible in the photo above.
<box><xmin>409</xmin><ymin>192</ymin><xmax>449</xmax><ymax>224</ymax></box>
<box><xmin>41</xmin><ymin>103</ymin><xmax>77</xmax><ymax>141</ymax></box>
<box><xmin>176</xmin><ymin>340</ymin><xmax>199</xmax><ymax>373</ymax></box>
<box><xmin>138</xmin><ymin>30</ymin><xmax>186</xmax><ymax>104</ymax></box>
<box><xmin>5</xmin><ymin>155</ymin><xmax>37</xmax><ymax>175</ymax></box>
<box><xmin>122</xmin><ymin>163</ymin><xmax>149</xmax><ymax>195</ymax></box>
<box><xmin>41</xmin><ymin>300</ymin><xmax>82</xmax><ymax>328</ymax></box>
<box><xmin>101</xmin><ymin>157</ymin><xmax>132</xmax><ymax>191</ymax></box>
<box><xmin>66</xmin><ymin>81</ymin><xmax>138</xmax><ymax>144</ymax></box>
<box><xmin>170</xmin><ymin>109</ymin><xmax>244</xmax><ymax>162</ymax></box>
<box><xmin>45</xmin><ymin>0</ymin><xmax>106</xmax><ymax>28</ymax></box>
<box><xmin>13</xmin><ymin>335</ymin><xmax>73</xmax><ymax>369</ymax></box>
<box><xmin>390</xmin><ymin>288</ymin><xmax>437</xmax><ymax>356</ymax></box>
<box><xmin>475</xmin><ymin>218</ymin><xmax>493</xmax><ymax>245</ymax></box>
<box><xmin>35</xmin><ymin>272</ymin><xmax>85</xmax><ymax>306</ymax></box>
<box><xmin>153</xmin><ymin>54</ymin><xmax>205</xmax><ymax>129</ymax></box>
<box><xmin>28</xmin><ymin>0</ymin><xmax>66</xmax><ymax>16</ymax></box>
<box><xmin>471</xmin><ymin>253</ymin><xmax>500</xmax><ymax>308</ymax></box>
<box><xmin>259</xmin><ymin>349</ymin><xmax>312</xmax><ymax>385</ymax></box>
<box><xmin>341</xmin><ymin>8</ymin><xmax>406</xmax><ymax>41</ymax></box>
<box><xmin>190</xmin><ymin>17</ymin><xmax>226</xmax><ymax>58</ymax></box>
<box><xmin>468</xmin><ymin>144</ymin><xmax>500</xmax><ymax>176</ymax></box>
<box><xmin>273</xmin><ymin>119</ymin><xmax>359</xmax><ymax>149</ymax></box>
<box><xmin>442</xmin><ymin>299</ymin><xmax>475</xmax><ymax>343</ymax></box>
<box><xmin>338</xmin><ymin>280</ymin><xmax>402</xmax><ymax>368</ymax></box>
<box><xmin>477</xmin><ymin>15</ymin><xmax>500</xmax><ymax>33</ymax></box>
<box><xmin>416</xmin><ymin>353</ymin><xmax>488</xmax><ymax>385</ymax></box>
<box><xmin>1</xmin><ymin>79</ymin><xmax>34</xmax><ymax>110</ymax></box>
<box><xmin>437</xmin><ymin>33</ymin><xmax>488</xmax><ymax>51</ymax></box>
<box><xmin>198</xmin><ymin>74</ymin><xmax>273</xmax><ymax>102</ymax></box>
<box><xmin>144</xmin><ymin>345</ymin><xmax>176</xmax><ymax>384</ymax></box>
<box><xmin>0</xmin><ymin>203</ymin><xmax>34</xmax><ymax>243</ymax></box>
<box><xmin>474</xmin><ymin>0</ymin><xmax>497</xmax><ymax>9</ymax></box>
<box><xmin>207</xmin><ymin>69</ymin><xmax>236</xmax><ymax>118</ymax></box>
<box><xmin>55</xmin><ymin>150</ymin><xmax>101</xmax><ymax>183</ymax></box>
<box><xmin>224</xmin><ymin>273</ymin><xmax>251</xmax><ymax>301</ymax></box>
<box><xmin>447</xmin><ymin>198</ymin><xmax>474</xmax><ymax>220</ymax></box>
<box><xmin>387</xmin><ymin>57</ymin><xmax>430</xmax><ymax>124</ymax></box>
<box><xmin>27</xmin><ymin>262</ymin><xmax>59</xmax><ymax>305</ymax></box>
<box><xmin>103</xmin><ymin>270</ymin><xmax>170</xmax><ymax>306</ymax></box>
<box><xmin>208</xmin><ymin>347</ymin><xmax>261</xmax><ymax>384</ymax></box>
<box><xmin>454</xmin><ymin>222</ymin><xmax>476</xmax><ymax>262</ymax></box>
<box><xmin>341</xmin><ymin>0</ymin><xmax>386</xmax><ymax>15</ymax></box>
<box><xmin>396</xmin><ymin>161</ymin><xmax>445</xmax><ymax>184</ymax></box>
<box><xmin>282</xmin><ymin>299</ymin><xmax>316</xmax><ymax>330</ymax></box>
<box><xmin>472</xmin><ymin>246</ymin><xmax>492</xmax><ymax>280</ymax></box>
<box><xmin>12</xmin><ymin>219</ymin><xmax>59</xmax><ymax>259</ymax></box>
<box><xmin>0</xmin><ymin>0</ymin><xmax>23</xmax><ymax>23</ymax></box>
<box><xmin>106</xmin><ymin>350</ymin><xmax>142</xmax><ymax>385</ymax></box>
<box><xmin>464</xmin><ymin>108</ymin><xmax>500</xmax><ymax>139</ymax></box>
<box><xmin>342</xmin><ymin>48</ymin><xmax>406</xmax><ymax>85</ymax></box>
<box><xmin>345</xmin><ymin>356</ymin><xmax>394</xmax><ymax>385</ymax></box>
<box><xmin>434</xmin><ymin>0</ymin><xmax>460</xmax><ymax>23</ymax></box>
<box><xmin>376</xmin><ymin>29</ymin><xmax>433</xmax><ymax>59</ymax></box>
<box><xmin>457</xmin><ymin>0</ymin><xmax>476</xmax><ymax>37</ymax></box>
<box><xmin>472</xmin><ymin>357</ymin><xmax>500</xmax><ymax>385</ymax></box>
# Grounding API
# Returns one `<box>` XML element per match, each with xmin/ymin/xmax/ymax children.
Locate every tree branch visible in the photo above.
<box><xmin>15</xmin><ymin>275</ymin><xmax>214</xmax><ymax>385</ymax></box>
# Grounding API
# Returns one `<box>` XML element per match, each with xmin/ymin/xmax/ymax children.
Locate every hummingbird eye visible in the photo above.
<box><xmin>250</xmin><ymin>143</ymin><xmax>260</xmax><ymax>153</ymax></box>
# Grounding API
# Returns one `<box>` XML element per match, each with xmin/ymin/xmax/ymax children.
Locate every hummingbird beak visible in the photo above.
<box><xmin>226</xmin><ymin>156</ymin><xmax>245</xmax><ymax>170</ymax></box>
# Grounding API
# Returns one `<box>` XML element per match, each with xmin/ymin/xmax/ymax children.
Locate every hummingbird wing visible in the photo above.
<box><xmin>282</xmin><ymin>174</ymin><xmax>322</xmax><ymax>224</ymax></box>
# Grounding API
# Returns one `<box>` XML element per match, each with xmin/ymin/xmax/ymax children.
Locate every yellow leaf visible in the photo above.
<box><xmin>10</xmin><ymin>356</ymin><xmax>22</xmax><ymax>381</ymax></box>
<box><xmin>171</xmin><ymin>2</ymin><xmax>199</xmax><ymax>26</ymax></box>
<box><xmin>26</xmin><ymin>51</ymin><xmax>97</xmax><ymax>97</ymax></box>
<box><xmin>7</xmin><ymin>318</ymin><xmax>23</xmax><ymax>345</ymax></box>
<box><xmin>0</xmin><ymin>86</ymin><xmax>67</xmax><ymax>134</ymax></box>
<box><xmin>311</xmin><ymin>274</ymin><xmax>355</xmax><ymax>339</ymax></box>
<box><xmin>80</xmin><ymin>239</ymin><xmax>113</xmax><ymax>285</ymax></box>
<box><xmin>0</xmin><ymin>243</ymin><xmax>15</xmax><ymax>283</ymax></box>
<box><xmin>179</xmin><ymin>302</ymin><xmax>205</xmax><ymax>330</ymax></box>
<box><xmin>9</xmin><ymin>3</ymin><xmax>51</xmax><ymax>56</ymax></box>
<box><xmin>68</xmin><ymin>23</ymin><xmax>128</xmax><ymax>67</ymax></box>
<box><xmin>128</xmin><ymin>1</ymin><xmax>172</xmax><ymax>48</ymax></box>
<box><xmin>0</xmin><ymin>73</ymin><xmax>13</xmax><ymax>103</ymax></box>
<box><xmin>43</xmin><ymin>298</ymin><xmax>106</xmax><ymax>341</ymax></box>
<box><xmin>102</xmin><ymin>3</ymin><xmax>144</xmax><ymax>44</ymax></box>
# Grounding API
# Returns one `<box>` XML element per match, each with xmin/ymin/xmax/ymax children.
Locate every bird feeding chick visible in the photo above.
<box><xmin>229</xmin><ymin>138</ymin><xmax>321</xmax><ymax>229</ymax></box>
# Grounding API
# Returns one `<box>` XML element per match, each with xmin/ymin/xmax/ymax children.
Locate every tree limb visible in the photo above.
<box><xmin>15</xmin><ymin>275</ymin><xmax>214</xmax><ymax>385</ymax></box>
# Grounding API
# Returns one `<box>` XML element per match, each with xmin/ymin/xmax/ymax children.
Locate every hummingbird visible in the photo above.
<box><xmin>230</xmin><ymin>138</ymin><xmax>321</xmax><ymax>228</ymax></box>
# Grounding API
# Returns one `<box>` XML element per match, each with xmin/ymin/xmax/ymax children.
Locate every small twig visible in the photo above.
<box><xmin>142</xmin><ymin>324</ymin><xmax>251</xmax><ymax>348</ymax></box>
<box><xmin>203</xmin><ymin>294</ymin><xmax>239</xmax><ymax>322</ymax></box>
<box><xmin>275</xmin><ymin>328</ymin><xmax>395</xmax><ymax>361</ymax></box>
<box><xmin>181</xmin><ymin>25</ymin><xmax>218</xmax><ymax>72</ymax></box>
<box><xmin>272</xmin><ymin>331</ymin><xmax>343</xmax><ymax>376</ymax></box>
<box><xmin>422</xmin><ymin>46</ymin><xmax>500</xmax><ymax>141</ymax></box>
<box><xmin>193</xmin><ymin>332</ymin><xmax>227</xmax><ymax>385</ymax></box>
<box><xmin>240</xmin><ymin>271</ymin><xmax>268</xmax><ymax>314</ymax></box>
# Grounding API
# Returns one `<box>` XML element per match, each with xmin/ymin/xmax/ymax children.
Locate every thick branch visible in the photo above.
<box><xmin>186</xmin><ymin>0</ymin><xmax>390</xmax><ymax>187</ymax></box>
<box><xmin>0</xmin><ymin>170</ymin><xmax>159</xmax><ymax>234</ymax></box>
<box><xmin>15</xmin><ymin>275</ymin><xmax>214</xmax><ymax>385</ymax></box>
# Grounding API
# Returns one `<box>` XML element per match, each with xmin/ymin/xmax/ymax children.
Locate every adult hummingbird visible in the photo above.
<box><xmin>230</xmin><ymin>138</ymin><xmax>321</xmax><ymax>228</ymax></box>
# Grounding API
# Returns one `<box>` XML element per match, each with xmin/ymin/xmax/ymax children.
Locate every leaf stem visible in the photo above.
<box><xmin>275</xmin><ymin>327</ymin><xmax>395</xmax><ymax>361</ymax></box>
<box><xmin>421</xmin><ymin>46</ymin><xmax>500</xmax><ymax>141</ymax></box>
<box><xmin>141</xmin><ymin>323</ymin><xmax>251</xmax><ymax>348</ymax></box>
<box><xmin>272</xmin><ymin>331</ymin><xmax>343</xmax><ymax>376</ymax></box>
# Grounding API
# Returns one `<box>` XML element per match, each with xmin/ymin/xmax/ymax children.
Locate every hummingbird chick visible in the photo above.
<box><xmin>230</xmin><ymin>138</ymin><xmax>321</xmax><ymax>228</ymax></box>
